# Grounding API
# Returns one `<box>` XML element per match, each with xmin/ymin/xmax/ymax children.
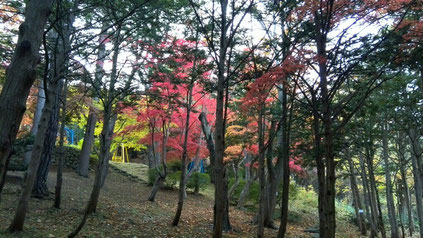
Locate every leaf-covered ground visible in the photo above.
<box><xmin>0</xmin><ymin>165</ymin><xmax>363</xmax><ymax>237</ymax></box>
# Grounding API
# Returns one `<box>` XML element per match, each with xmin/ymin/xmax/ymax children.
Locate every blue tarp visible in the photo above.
<box><xmin>187</xmin><ymin>160</ymin><xmax>205</xmax><ymax>173</ymax></box>
<box><xmin>65</xmin><ymin>127</ymin><xmax>74</xmax><ymax>144</ymax></box>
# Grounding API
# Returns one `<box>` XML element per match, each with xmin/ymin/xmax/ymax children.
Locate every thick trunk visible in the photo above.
<box><xmin>77</xmin><ymin>109</ymin><xmax>97</xmax><ymax>177</ymax></box>
<box><xmin>347</xmin><ymin>151</ymin><xmax>366</xmax><ymax>235</ymax></box>
<box><xmin>311</xmin><ymin>101</ymin><xmax>327</xmax><ymax>238</ymax></box>
<box><xmin>8</xmin><ymin>80</ymin><xmax>59</xmax><ymax>232</ymax></box>
<box><xmin>0</xmin><ymin>153</ymin><xmax>11</xmax><ymax>199</ymax></box>
<box><xmin>277</xmin><ymin>82</ymin><xmax>291</xmax><ymax>238</ymax></box>
<box><xmin>32</xmin><ymin>79</ymin><xmax>62</xmax><ymax>198</ymax></box>
<box><xmin>382</xmin><ymin>123</ymin><xmax>398</xmax><ymax>238</ymax></box>
<box><xmin>263</xmin><ymin>129</ymin><xmax>279</xmax><ymax>229</ymax></box>
<box><xmin>0</xmin><ymin>0</ymin><xmax>54</xmax><ymax>196</ymax></box>
<box><xmin>99</xmin><ymin>114</ymin><xmax>117</xmax><ymax>188</ymax></box>
<box><xmin>213</xmin><ymin>1</ymin><xmax>229</xmax><ymax>236</ymax></box>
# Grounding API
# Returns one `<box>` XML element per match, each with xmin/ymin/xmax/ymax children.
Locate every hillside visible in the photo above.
<box><xmin>0</xmin><ymin>164</ymin><xmax>362</xmax><ymax>238</ymax></box>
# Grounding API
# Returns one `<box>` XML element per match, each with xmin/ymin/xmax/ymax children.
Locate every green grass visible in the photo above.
<box><xmin>109</xmin><ymin>161</ymin><xmax>149</xmax><ymax>182</ymax></box>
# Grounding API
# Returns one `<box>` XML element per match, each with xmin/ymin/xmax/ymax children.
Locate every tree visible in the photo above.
<box><xmin>0</xmin><ymin>0</ymin><xmax>54</xmax><ymax>201</ymax></box>
<box><xmin>188</xmin><ymin>1</ymin><xmax>255</xmax><ymax>236</ymax></box>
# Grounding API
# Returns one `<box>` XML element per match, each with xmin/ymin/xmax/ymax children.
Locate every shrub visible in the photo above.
<box><xmin>228</xmin><ymin>178</ymin><xmax>260</xmax><ymax>206</ymax></box>
<box><xmin>51</xmin><ymin>145</ymin><xmax>97</xmax><ymax>170</ymax></box>
<box><xmin>8</xmin><ymin>157</ymin><xmax>27</xmax><ymax>171</ymax></box>
<box><xmin>187</xmin><ymin>172</ymin><xmax>209</xmax><ymax>193</ymax></box>
<box><xmin>167</xmin><ymin>160</ymin><xmax>182</xmax><ymax>172</ymax></box>
<box><xmin>165</xmin><ymin>171</ymin><xmax>181</xmax><ymax>189</ymax></box>
<box><xmin>147</xmin><ymin>168</ymin><xmax>160</xmax><ymax>185</ymax></box>
<box><xmin>8</xmin><ymin>134</ymin><xmax>34</xmax><ymax>171</ymax></box>
<box><xmin>147</xmin><ymin>168</ymin><xmax>180</xmax><ymax>189</ymax></box>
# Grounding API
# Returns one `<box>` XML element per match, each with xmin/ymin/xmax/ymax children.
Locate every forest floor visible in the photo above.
<box><xmin>0</xmin><ymin>163</ymin><xmax>364</xmax><ymax>238</ymax></box>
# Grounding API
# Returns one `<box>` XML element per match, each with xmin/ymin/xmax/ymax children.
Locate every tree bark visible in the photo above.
<box><xmin>24</xmin><ymin>79</ymin><xmax>46</xmax><ymax>165</ymax></box>
<box><xmin>8</xmin><ymin>79</ymin><xmax>59</xmax><ymax>232</ymax></box>
<box><xmin>382</xmin><ymin>123</ymin><xmax>398</xmax><ymax>238</ymax></box>
<box><xmin>54</xmin><ymin>80</ymin><xmax>68</xmax><ymax>209</ymax></box>
<box><xmin>77</xmin><ymin>109</ymin><xmax>97</xmax><ymax>177</ymax></box>
<box><xmin>0</xmin><ymin>0</ymin><xmax>54</xmax><ymax>197</ymax></box>
<box><xmin>277</xmin><ymin>81</ymin><xmax>292</xmax><ymax>238</ymax></box>
<box><xmin>172</xmin><ymin>77</ymin><xmax>194</xmax><ymax>226</ymax></box>
<box><xmin>148</xmin><ymin>175</ymin><xmax>164</xmax><ymax>202</ymax></box>
<box><xmin>347</xmin><ymin>150</ymin><xmax>366</xmax><ymax>235</ymax></box>
<box><xmin>408</xmin><ymin>128</ymin><xmax>423</xmax><ymax>237</ymax></box>
<box><xmin>366</xmin><ymin>146</ymin><xmax>386</xmax><ymax>238</ymax></box>
<box><xmin>360</xmin><ymin>152</ymin><xmax>379</xmax><ymax>237</ymax></box>
<box><xmin>257</xmin><ymin>108</ymin><xmax>266</xmax><ymax>238</ymax></box>
<box><xmin>199</xmin><ymin>112</ymin><xmax>215</xmax><ymax>183</ymax></box>
<box><xmin>397</xmin><ymin>133</ymin><xmax>414</xmax><ymax>236</ymax></box>
<box><xmin>32</xmin><ymin>79</ymin><xmax>61</xmax><ymax>198</ymax></box>
<box><xmin>148</xmin><ymin>121</ymin><xmax>169</xmax><ymax>202</ymax></box>
<box><xmin>69</xmin><ymin>22</ymin><xmax>122</xmax><ymax>238</ymax></box>
<box><xmin>68</xmin><ymin>106</ymin><xmax>114</xmax><ymax>238</ymax></box>
<box><xmin>212</xmin><ymin>1</ymin><xmax>230</xmax><ymax>236</ymax></box>
<box><xmin>228</xmin><ymin>157</ymin><xmax>245</xmax><ymax>201</ymax></box>
<box><xmin>237</xmin><ymin>174</ymin><xmax>256</xmax><ymax>209</ymax></box>
<box><xmin>31</xmin><ymin>79</ymin><xmax>46</xmax><ymax>136</ymax></box>
<box><xmin>99</xmin><ymin>114</ymin><xmax>117</xmax><ymax>188</ymax></box>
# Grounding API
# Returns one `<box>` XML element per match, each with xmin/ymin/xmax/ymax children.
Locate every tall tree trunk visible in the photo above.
<box><xmin>360</xmin><ymin>152</ymin><xmax>378</xmax><ymax>237</ymax></box>
<box><xmin>32</xmin><ymin>79</ymin><xmax>62</xmax><ymax>198</ymax></box>
<box><xmin>397</xmin><ymin>134</ymin><xmax>414</xmax><ymax>236</ymax></box>
<box><xmin>148</xmin><ymin>122</ymin><xmax>169</xmax><ymax>202</ymax></box>
<box><xmin>69</xmin><ymin>22</ymin><xmax>121</xmax><ymax>238</ymax></box>
<box><xmin>0</xmin><ymin>0</ymin><xmax>54</xmax><ymax>197</ymax></box>
<box><xmin>347</xmin><ymin>150</ymin><xmax>366</xmax><ymax>235</ymax></box>
<box><xmin>213</xmin><ymin>1</ymin><xmax>230</xmax><ymax>236</ymax></box>
<box><xmin>257</xmin><ymin>108</ymin><xmax>266</xmax><ymax>238</ymax></box>
<box><xmin>277</xmin><ymin>81</ymin><xmax>292</xmax><ymax>238</ymax></box>
<box><xmin>396</xmin><ymin>182</ymin><xmax>406</xmax><ymax>238</ymax></box>
<box><xmin>367</xmin><ymin>146</ymin><xmax>386</xmax><ymax>238</ymax></box>
<box><xmin>24</xmin><ymin>79</ymin><xmax>46</xmax><ymax>166</ymax></box>
<box><xmin>54</xmin><ymin>80</ymin><xmax>68</xmax><ymax>209</ymax></box>
<box><xmin>77</xmin><ymin>109</ymin><xmax>97</xmax><ymax>177</ymax></box>
<box><xmin>172</xmin><ymin>80</ymin><xmax>194</xmax><ymax>226</ymax></box>
<box><xmin>31</xmin><ymin>79</ymin><xmax>46</xmax><ymax>136</ymax></box>
<box><xmin>382</xmin><ymin>123</ymin><xmax>399</xmax><ymax>238</ymax></box>
<box><xmin>99</xmin><ymin>114</ymin><xmax>117</xmax><ymax>188</ymax></box>
<box><xmin>263</xmin><ymin>123</ymin><xmax>279</xmax><ymax>230</ymax></box>
<box><xmin>8</xmin><ymin>79</ymin><xmax>59</xmax><ymax>232</ymax></box>
<box><xmin>199</xmin><ymin>112</ymin><xmax>215</xmax><ymax>183</ymax></box>
<box><xmin>409</xmin><ymin>128</ymin><xmax>423</xmax><ymax>237</ymax></box>
<box><xmin>68</xmin><ymin>106</ymin><xmax>114</xmax><ymax>238</ymax></box>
